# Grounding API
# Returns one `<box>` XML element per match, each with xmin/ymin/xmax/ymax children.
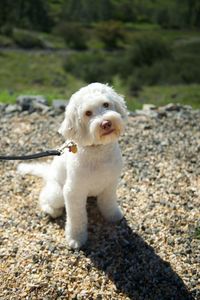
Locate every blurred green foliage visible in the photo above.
<box><xmin>54</xmin><ymin>22</ymin><xmax>88</xmax><ymax>50</ymax></box>
<box><xmin>0</xmin><ymin>50</ymin><xmax>84</xmax><ymax>103</ymax></box>
<box><xmin>95</xmin><ymin>21</ymin><xmax>125</xmax><ymax>49</ymax></box>
<box><xmin>1</xmin><ymin>0</ymin><xmax>200</xmax><ymax>32</ymax></box>
<box><xmin>12</xmin><ymin>29</ymin><xmax>47</xmax><ymax>49</ymax></box>
<box><xmin>0</xmin><ymin>0</ymin><xmax>200</xmax><ymax>110</ymax></box>
<box><xmin>0</xmin><ymin>48</ymin><xmax>200</xmax><ymax>110</ymax></box>
<box><xmin>125</xmin><ymin>35</ymin><xmax>172</xmax><ymax>68</ymax></box>
<box><xmin>64</xmin><ymin>32</ymin><xmax>200</xmax><ymax>90</ymax></box>
<box><xmin>64</xmin><ymin>50</ymin><xmax>121</xmax><ymax>83</ymax></box>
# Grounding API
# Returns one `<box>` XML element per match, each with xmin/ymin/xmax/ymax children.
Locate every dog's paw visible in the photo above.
<box><xmin>67</xmin><ymin>238</ymin><xmax>84</xmax><ymax>249</ymax></box>
<box><xmin>66</xmin><ymin>230</ymin><xmax>88</xmax><ymax>249</ymax></box>
<box><xmin>104</xmin><ymin>206</ymin><xmax>123</xmax><ymax>223</ymax></box>
<box><xmin>40</xmin><ymin>204</ymin><xmax>64</xmax><ymax>219</ymax></box>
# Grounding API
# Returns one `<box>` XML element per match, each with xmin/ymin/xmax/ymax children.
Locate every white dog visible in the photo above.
<box><xmin>18</xmin><ymin>83</ymin><xmax>128</xmax><ymax>249</ymax></box>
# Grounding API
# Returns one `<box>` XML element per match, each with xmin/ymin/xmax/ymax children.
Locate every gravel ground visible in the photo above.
<box><xmin>0</xmin><ymin>105</ymin><xmax>199</xmax><ymax>300</ymax></box>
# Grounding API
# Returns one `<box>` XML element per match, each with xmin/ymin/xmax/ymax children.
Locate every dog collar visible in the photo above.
<box><xmin>67</xmin><ymin>142</ymin><xmax>78</xmax><ymax>153</ymax></box>
<box><xmin>58</xmin><ymin>141</ymin><xmax>77</xmax><ymax>154</ymax></box>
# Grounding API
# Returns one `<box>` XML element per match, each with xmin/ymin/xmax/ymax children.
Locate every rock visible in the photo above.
<box><xmin>16</xmin><ymin>95</ymin><xmax>48</xmax><ymax>112</ymax></box>
<box><xmin>157</xmin><ymin>107</ymin><xmax>168</xmax><ymax>118</ymax></box>
<box><xmin>142</xmin><ymin>104</ymin><xmax>156</xmax><ymax>111</ymax></box>
<box><xmin>0</xmin><ymin>103</ymin><xmax>6</xmax><ymax>112</ymax></box>
<box><xmin>31</xmin><ymin>101</ymin><xmax>50</xmax><ymax>114</ymax></box>
<box><xmin>134</xmin><ymin>103</ymin><xmax>159</xmax><ymax>117</ymax></box>
<box><xmin>52</xmin><ymin>99</ymin><xmax>68</xmax><ymax>111</ymax></box>
<box><xmin>163</xmin><ymin>103</ymin><xmax>181</xmax><ymax>112</ymax></box>
<box><xmin>5</xmin><ymin>104</ymin><xmax>21</xmax><ymax>114</ymax></box>
<box><xmin>135</xmin><ymin>109</ymin><xmax>158</xmax><ymax>118</ymax></box>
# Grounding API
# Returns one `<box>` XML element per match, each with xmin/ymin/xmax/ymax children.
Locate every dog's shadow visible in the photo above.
<box><xmin>53</xmin><ymin>199</ymin><xmax>193</xmax><ymax>300</ymax></box>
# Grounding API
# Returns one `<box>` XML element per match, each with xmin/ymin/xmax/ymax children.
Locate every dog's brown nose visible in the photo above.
<box><xmin>100</xmin><ymin>120</ymin><xmax>112</xmax><ymax>130</ymax></box>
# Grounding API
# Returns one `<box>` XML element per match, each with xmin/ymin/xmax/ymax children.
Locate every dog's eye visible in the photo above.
<box><xmin>103</xmin><ymin>102</ymin><xmax>109</xmax><ymax>108</ymax></box>
<box><xmin>85</xmin><ymin>110</ymin><xmax>92</xmax><ymax>117</ymax></box>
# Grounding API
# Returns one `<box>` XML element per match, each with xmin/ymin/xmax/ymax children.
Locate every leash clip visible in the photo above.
<box><xmin>57</xmin><ymin>141</ymin><xmax>77</xmax><ymax>155</ymax></box>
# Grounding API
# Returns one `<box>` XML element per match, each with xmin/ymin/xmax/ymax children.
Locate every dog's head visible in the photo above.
<box><xmin>58</xmin><ymin>83</ymin><xmax>128</xmax><ymax>146</ymax></box>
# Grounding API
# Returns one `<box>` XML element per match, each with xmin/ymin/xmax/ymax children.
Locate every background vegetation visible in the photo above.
<box><xmin>0</xmin><ymin>0</ymin><xmax>200</xmax><ymax>110</ymax></box>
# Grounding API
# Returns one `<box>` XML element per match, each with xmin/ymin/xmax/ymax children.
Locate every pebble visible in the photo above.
<box><xmin>0</xmin><ymin>104</ymin><xmax>199</xmax><ymax>299</ymax></box>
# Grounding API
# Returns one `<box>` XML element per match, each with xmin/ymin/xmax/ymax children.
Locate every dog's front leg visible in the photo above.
<box><xmin>98</xmin><ymin>183</ymin><xmax>123</xmax><ymax>223</ymax></box>
<box><xmin>64</xmin><ymin>185</ymin><xmax>88</xmax><ymax>249</ymax></box>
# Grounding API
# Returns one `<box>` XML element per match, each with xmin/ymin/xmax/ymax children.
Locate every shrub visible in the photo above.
<box><xmin>55</xmin><ymin>22</ymin><xmax>88</xmax><ymax>50</ymax></box>
<box><xmin>0</xmin><ymin>35</ymin><xmax>13</xmax><ymax>47</ymax></box>
<box><xmin>126</xmin><ymin>52</ymin><xmax>200</xmax><ymax>94</ymax></box>
<box><xmin>64</xmin><ymin>51</ymin><xmax>118</xmax><ymax>83</ymax></box>
<box><xmin>129</xmin><ymin>34</ymin><xmax>172</xmax><ymax>67</ymax></box>
<box><xmin>117</xmin><ymin>34</ymin><xmax>172</xmax><ymax>80</ymax></box>
<box><xmin>12</xmin><ymin>29</ymin><xmax>46</xmax><ymax>49</ymax></box>
<box><xmin>156</xmin><ymin>8</ymin><xmax>174</xmax><ymax>29</ymax></box>
<box><xmin>127</xmin><ymin>58</ymin><xmax>181</xmax><ymax>93</ymax></box>
<box><xmin>127</xmin><ymin>75</ymin><xmax>143</xmax><ymax>96</ymax></box>
<box><xmin>95</xmin><ymin>21</ymin><xmax>124</xmax><ymax>49</ymax></box>
<box><xmin>0</xmin><ymin>24</ymin><xmax>13</xmax><ymax>36</ymax></box>
<box><xmin>177</xmin><ymin>55</ymin><xmax>200</xmax><ymax>84</ymax></box>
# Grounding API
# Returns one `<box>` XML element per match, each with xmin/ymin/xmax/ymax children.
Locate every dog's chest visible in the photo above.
<box><xmin>88</xmin><ymin>156</ymin><xmax>119</xmax><ymax>175</ymax></box>
<box><xmin>67</xmin><ymin>145</ymin><xmax>122</xmax><ymax>195</ymax></box>
<box><xmin>85</xmin><ymin>158</ymin><xmax>121</xmax><ymax>195</ymax></box>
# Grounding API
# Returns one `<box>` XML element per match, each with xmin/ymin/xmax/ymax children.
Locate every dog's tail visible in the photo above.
<box><xmin>17</xmin><ymin>162</ymin><xmax>51</xmax><ymax>180</ymax></box>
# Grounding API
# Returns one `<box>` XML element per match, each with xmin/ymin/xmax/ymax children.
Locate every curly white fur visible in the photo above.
<box><xmin>18</xmin><ymin>83</ymin><xmax>128</xmax><ymax>249</ymax></box>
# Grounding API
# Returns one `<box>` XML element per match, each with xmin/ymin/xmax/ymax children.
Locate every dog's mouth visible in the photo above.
<box><xmin>101</xmin><ymin>129</ymin><xmax>115</xmax><ymax>136</ymax></box>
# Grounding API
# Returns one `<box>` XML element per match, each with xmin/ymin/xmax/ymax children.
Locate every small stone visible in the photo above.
<box><xmin>13</xmin><ymin>246</ymin><xmax>18</xmax><ymax>254</ymax></box>
<box><xmin>0</xmin><ymin>103</ymin><xmax>200</xmax><ymax>299</ymax></box>
<box><xmin>167</xmin><ymin>238</ymin><xmax>175</xmax><ymax>246</ymax></box>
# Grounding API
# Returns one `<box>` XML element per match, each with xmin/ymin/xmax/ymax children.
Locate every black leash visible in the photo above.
<box><xmin>0</xmin><ymin>141</ymin><xmax>77</xmax><ymax>161</ymax></box>
<box><xmin>0</xmin><ymin>150</ymin><xmax>61</xmax><ymax>161</ymax></box>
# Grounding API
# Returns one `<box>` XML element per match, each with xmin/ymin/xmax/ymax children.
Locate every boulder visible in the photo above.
<box><xmin>16</xmin><ymin>95</ymin><xmax>48</xmax><ymax>112</ymax></box>
<box><xmin>52</xmin><ymin>99</ymin><xmax>68</xmax><ymax>111</ymax></box>
<box><xmin>5</xmin><ymin>104</ymin><xmax>21</xmax><ymax>114</ymax></box>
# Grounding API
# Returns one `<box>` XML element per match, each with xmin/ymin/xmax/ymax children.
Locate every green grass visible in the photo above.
<box><xmin>125</xmin><ymin>29</ymin><xmax>200</xmax><ymax>48</ymax></box>
<box><xmin>0</xmin><ymin>51</ymin><xmax>84</xmax><ymax>104</ymax></box>
<box><xmin>124</xmin><ymin>22</ymin><xmax>161</xmax><ymax>31</ymax></box>
<box><xmin>132</xmin><ymin>84</ymin><xmax>200</xmax><ymax>110</ymax></box>
<box><xmin>37</xmin><ymin>31</ymin><xmax>66</xmax><ymax>49</ymax></box>
<box><xmin>0</xmin><ymin>50</ymin><xmax>200</xmax><ymax>111</ymax></box>
<box><xmin>113</xmin><ymin>76</ymin><xmax>200</xmax><ymax>111</ymax></box>
<box><xmin>0</xmin><ymin>28</ymin><xmax>200</xmax><ymax>111</ymax></box>
<box><xmin>0</xmin><ymin>28</ymin><xmax>66</xmax><ymax>49</ymax></box>
<box><xmin>0</xmin><ymin>90</ymin><xmax>16</xmax><ymax>103</ymax></box>
<box><xmin>0</xmin><ymin>34</ymin><xmax>14</xmax><ymax>47</ymax></box>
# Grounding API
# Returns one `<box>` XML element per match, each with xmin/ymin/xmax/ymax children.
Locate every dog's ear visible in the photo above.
<box><xmin>112</xmin><ymin>93</ymin><xmax>128</xmax><ymax>121</ymax></box>
<box><xmin>58</xmin><ymin>104</ymin><xmax>78</xmax><ymax>139</ymax></box>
